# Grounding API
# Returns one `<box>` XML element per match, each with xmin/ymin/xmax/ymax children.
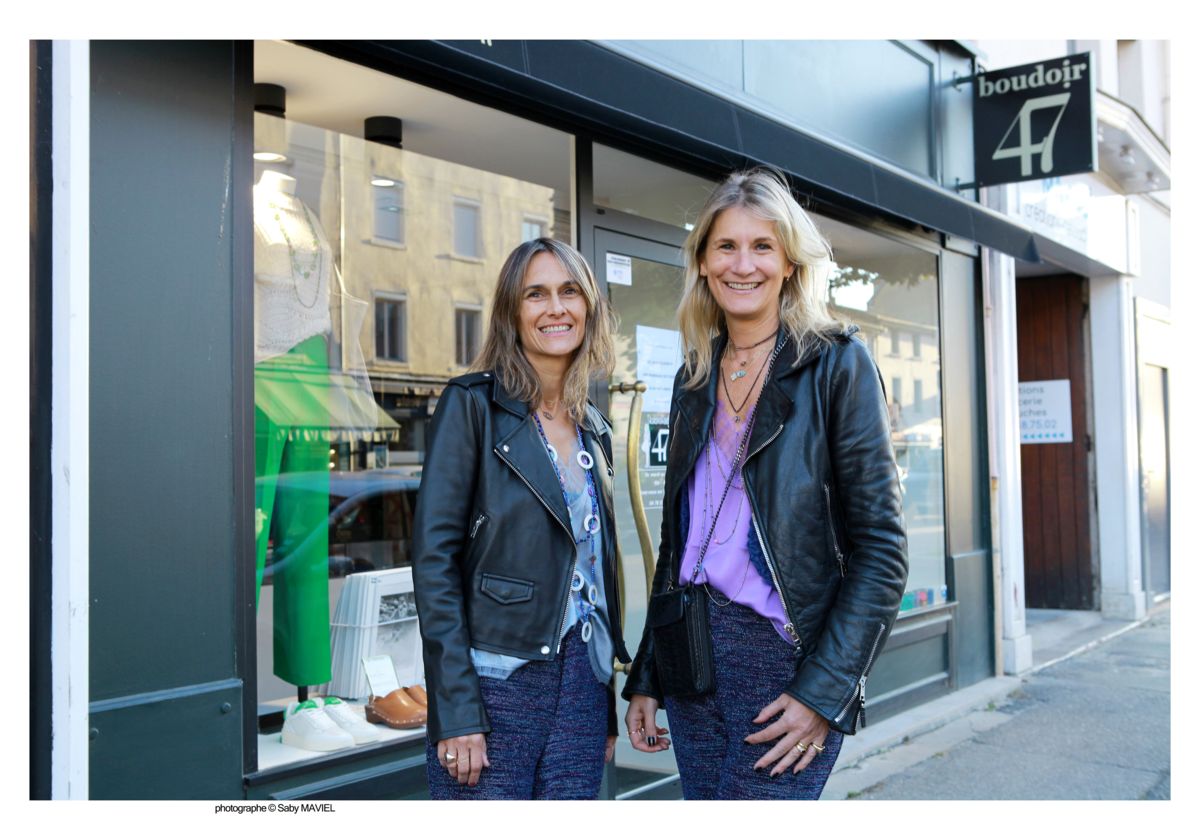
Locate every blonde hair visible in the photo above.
<box><xmin>474</xmin><ymin>238</ymin><xmax>616</xmax><ymax>422</ymax></box>
<box><xmin>678</xmin><ymin>167</ymin><xmax>841</xmax><ymax>389</ymax></box>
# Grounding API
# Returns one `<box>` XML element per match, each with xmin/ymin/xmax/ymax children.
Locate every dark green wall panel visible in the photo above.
<box><xmin>90</xmin><ymin>683</ymin><xmax>243</xmax><ymax>799</ymax></box>
<box><xmin>89</xmin><ymin>40</ymin><xmax>245</xmax><ymax>797</ymax></box>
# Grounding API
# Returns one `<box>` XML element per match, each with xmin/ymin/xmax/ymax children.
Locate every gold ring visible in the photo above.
<box><xmin>794</xmin><ymin>742</ymin><xmax>808</xmax><ymax>754</ymax></box>
<box><xmin>444</xmin><ymin>752</ymin><xmax>457</xmax><ymax>762</ymax></box>
<box><xmin>812</xmin><ymin>743</ymin><xmax>825</xmax><ymax>753</ymax></box>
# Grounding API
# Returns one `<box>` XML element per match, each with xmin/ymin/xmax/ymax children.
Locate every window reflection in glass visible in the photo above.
<box><xmin>820</xmin><ymin>214</ymin><xmax>946</xmax><ymax>613</ymax></box>
<box><xmin>252</xmin><ymin>108</ymin><xmax>571</xmax><ymax>732</ymax></box>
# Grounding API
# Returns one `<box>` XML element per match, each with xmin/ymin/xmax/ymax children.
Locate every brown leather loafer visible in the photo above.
<box><xmin>403</xmin><ymin>684</ymin><xmax>428</xmax><ymax>708</ymax></box>
<box><xmin>365</xmin><ymin>688</ymin><xmax>427</xmax><ymax>729</ymax></box>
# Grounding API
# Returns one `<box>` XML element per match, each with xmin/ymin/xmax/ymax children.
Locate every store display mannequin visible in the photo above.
<box><xmin>253</xmin><ymin>169</ymin><xmax>333</xmax><ymax>692</ymax></box>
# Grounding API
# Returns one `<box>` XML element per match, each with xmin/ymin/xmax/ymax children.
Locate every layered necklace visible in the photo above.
<box><xmin>532</xmin><ymin>413</ymin><xmax>602</xmax><ymax>644</ymax></box>
<box><xmin>268</xmin><ymin>198</ymin><xmax>322</xmax><ymax>309</ymax></box>
<box><xmin>720</xmin><ymin>345</ymin><xmax>771</xmax><ymax>424</ymax></box>
<box><xmin>726</xmin><ymin>332</ymin><xmax>774</xmax><ymax>381</ymax></box>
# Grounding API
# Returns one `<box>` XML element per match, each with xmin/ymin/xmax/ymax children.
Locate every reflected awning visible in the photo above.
<box><xmin>255</xmin><ymin>365</ymin><xmax>402</xmax><ymax>443</ymax></box>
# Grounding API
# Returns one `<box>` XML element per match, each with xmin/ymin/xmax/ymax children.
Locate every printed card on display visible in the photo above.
<box><xmin>362</xmin><ymin>654</ymin><xmax>402</xmax><ymax>699</ymax></box>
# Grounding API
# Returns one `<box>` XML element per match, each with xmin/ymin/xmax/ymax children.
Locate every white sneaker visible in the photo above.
<box><xmin>282</xmin><ymin>699</ymin><xmax>355</xmax><ymax>752</ymax></box>
<box><xmin>318</xmin><ymin>697</ymin><xmax>383</xmax><ymax>745</ymax></box>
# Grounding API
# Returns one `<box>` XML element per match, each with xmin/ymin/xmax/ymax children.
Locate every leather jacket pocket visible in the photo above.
<box><xmin>480</xmin><ymin>573</ymin><xmax>535</xmax><ymax>605</ymax></box>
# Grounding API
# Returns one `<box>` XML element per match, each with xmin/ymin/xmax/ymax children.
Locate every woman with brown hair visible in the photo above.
<box><xmin>413</xmin><ymin>237</ymin><xmax>631</xmax><ymax>799</ymax></box>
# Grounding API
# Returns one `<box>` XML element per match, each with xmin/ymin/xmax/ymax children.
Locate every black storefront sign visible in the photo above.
<box><xmin>973</xmin><ymin>52</ymin><xmax>1097</xmax><ymax>187</ymax></box>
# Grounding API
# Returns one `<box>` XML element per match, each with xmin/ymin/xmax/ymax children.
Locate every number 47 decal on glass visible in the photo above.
<box><xmin>992</xmin><ymin>93</ymin><xmax>1071</xmax><ymax>177</ymax></box>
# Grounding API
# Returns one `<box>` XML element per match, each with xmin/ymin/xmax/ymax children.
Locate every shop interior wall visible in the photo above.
<box><xmin>89</xmin><ymin>40</ymin><xmax>247</xmax><ymax>799</ymax></box>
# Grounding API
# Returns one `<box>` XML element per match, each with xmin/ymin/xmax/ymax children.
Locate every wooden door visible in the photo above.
<box><xmin>1016</xmin><ymin>274</ymin><xmax>1095</xmax><ymax>609</ymax></box>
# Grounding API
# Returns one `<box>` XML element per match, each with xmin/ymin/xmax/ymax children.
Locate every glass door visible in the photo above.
<box><xmin>595</xmin><ymin>228</ymin><xmax>687</xmax><ymax>799</ymax></box>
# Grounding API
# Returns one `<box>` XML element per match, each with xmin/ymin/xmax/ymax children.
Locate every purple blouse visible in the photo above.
<box><xmin>677</xmin><ymin>400</ymin><xmax>791</xmax><ymax>643</ymax></box>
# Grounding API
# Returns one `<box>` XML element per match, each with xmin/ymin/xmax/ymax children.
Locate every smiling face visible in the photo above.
<box><xmin>700</xmin><ymin>205</ymin><xmax>794</xmax><ymax>328</ymax></box>
<box><xmin>517</xmin><ymin>251</ymin><xmax>589</xmax><ymax>369</ymax></box>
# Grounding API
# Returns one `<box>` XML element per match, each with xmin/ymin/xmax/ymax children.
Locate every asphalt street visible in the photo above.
<box><xmin>826</xmin><ymin>604</ymin><xmax>1170</xmax><ymax>800</ymax></box>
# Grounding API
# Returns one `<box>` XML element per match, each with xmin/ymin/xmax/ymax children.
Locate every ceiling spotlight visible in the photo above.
<box><xmin>371</xmin><ymin>178</ymin><xmax>397</xmax><ymax>187</ymax></box>
<box><xmin>254</xmin><ymin>151</ymin><xmax>288</xmax><ymax>163</ymax></box>
<box><xmin>1118</xmin><ymin>146</ymin><xmax>1135</xmax><ymax>166</ymax></box>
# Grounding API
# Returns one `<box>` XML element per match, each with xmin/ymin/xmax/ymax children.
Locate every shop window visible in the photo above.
<box><xmin>521</xmin><ymin>216</ymin><xmax>547</xmax><ymax>242</ymax></box>
<box><xmin>252</xmin><ymin>39</ymin><xmax>572</xmax><ymax>775</ymax></box>
<box><xmin>823</xmin><ymin>212</ymin><xmax>946</xmax><ymax>615</ymax></box>
<box><xmin>372</xmin><ymin>177</ymin><xmax>405</xmax><ymax>244</ymax></box>
<box><xmin>455</xmin><ymin>306</ymin><xmax>482</xmax><ymax>367</ymax></box>
<box><xmin>375</xmin><ymin>295</ymin><xmax>407</xmax><ymax>362</ymax></box>
<box><xmin>593</xmin><ymin>143</ymin><xmax>716</xmax><ymax>229</ymax></box>
<box><xmin>453</xmin><ymin>198</ymin><xmax>482</xmax><ymax>259</ymax></box>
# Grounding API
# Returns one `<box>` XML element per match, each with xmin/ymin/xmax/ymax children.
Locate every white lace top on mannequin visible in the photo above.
<box><xmin>253</xmin><ymin>170</ymin><xmax>333</xmax><ymax>364</ymax></box>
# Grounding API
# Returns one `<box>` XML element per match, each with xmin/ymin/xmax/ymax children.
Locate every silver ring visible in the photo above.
<box><xmin>576</xmin><ymin>450</ymin><xmax>594</xmax><ymax>469</ymax></box>
<box><xmin>584</xmin><ymin>513</ymin><xmax>601</xmax><ymax>534</ymax></box>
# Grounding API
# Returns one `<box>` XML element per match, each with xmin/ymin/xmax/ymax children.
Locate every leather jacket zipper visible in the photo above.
<box><xmin>745</xmin><ymin>422</ymin><xmax>803</xmax><ymax>651</ymax></box>
<box><xmin>822</xmin><ymin>483</ymin><xmax>846</xmax><ymax>577</ymax></box>
<box><xmin>469</xmin><ymin>512</ymin><xmax>488</xmax><ymax>539</ymax></box>
<box><xmin>834</xmin><ymin>621</ymin><xmax>886</xmax><ymax>727</ymax></box>
<box><xmin>494</xmin><ymin>447</ymin><xmax>576</xmax><ymax>657</ymax></box>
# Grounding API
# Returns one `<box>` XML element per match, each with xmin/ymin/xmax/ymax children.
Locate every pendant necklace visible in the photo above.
<box><xmin>727</xmin><ymin>333</ymin><xmax>774</xmax><ymax>381</ymax></box>
<box><xmin>721</xmin><ymin>350</ymin><xmax>770</xmax><ymax>423</ymax></box>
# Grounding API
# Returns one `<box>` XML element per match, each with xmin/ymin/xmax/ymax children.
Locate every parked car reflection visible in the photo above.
<box><xmin>260</xmin><ymin>467</ymin><xmax>422</xmax><ymax>584</ymax></box>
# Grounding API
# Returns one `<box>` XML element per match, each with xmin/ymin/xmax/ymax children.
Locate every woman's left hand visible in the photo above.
<box><xmin>605</xmin><ymin>735</ymin><xmax>617</xmax><ymax>763</ymax></box>
<box><xmin>744</xmin><ymin>693</ymin><xmax>831</xmax><ymax>776</ymax></box>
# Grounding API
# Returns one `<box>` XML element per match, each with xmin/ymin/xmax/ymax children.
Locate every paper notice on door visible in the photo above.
<box><xmin>1018</xmin><ymin>379</ymin><xmax>1073</xmax><ymax>444</ymax></box>
<box><xmin>606</xmin><ymin>252</ymin><xmax>633</xmax><ymax>286</ymax></box>
<box><xmin>636</xmin><ymin>325</ymin><xmax>683</xmax><ymax>414</ymax></box>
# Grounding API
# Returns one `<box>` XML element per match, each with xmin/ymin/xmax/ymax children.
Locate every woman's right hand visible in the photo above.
<box><xmin>437</xmin><ymin>733</ymin><xmax>490</xmax><ymax>786</ymax></box>
<box><xmin>625</xmin><ymin>694</ymin><xmax>670</xmax><ymax>753</ymax></box>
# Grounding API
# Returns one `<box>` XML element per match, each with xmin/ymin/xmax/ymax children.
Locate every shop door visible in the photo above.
<box><xmin>594</xmin><ymin>227</ymin><xmax>687</xmax><ymax>799</ymax></box>
<box><xmin>1138</xmin><ymin>363</ymin><xmax>1170</xmax><ymax>596</ymax></box>
<box><xmin>1016</xmin><ymin>274</ymin><xmax>1096</xmax><ymax>610</ymax></box>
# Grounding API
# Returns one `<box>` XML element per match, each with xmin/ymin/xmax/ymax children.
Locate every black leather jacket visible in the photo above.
<box><xmin>412</xmin><ymin>371</ymin><xmax>632</xmax><ymax>743</ymax></box>
<box><xmin>622</xmin><ymin>327</ymin><xmax>908</xmax><ymax>735</ymax></box>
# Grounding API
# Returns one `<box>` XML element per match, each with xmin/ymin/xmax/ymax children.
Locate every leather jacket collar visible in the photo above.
<box><xmin>486</xmin><ymin>373</ymin><xmax>612</xmax><ymax>541</ymax></box>
<box><xmin>668</xmin><ymin>325</ymin><xmax>858</xmax><ymax>504</ymax></box>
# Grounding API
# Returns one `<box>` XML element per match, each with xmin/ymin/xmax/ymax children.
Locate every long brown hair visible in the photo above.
<box><xmin>474</xmin><ymin>238</ymin><xmax>616</xmax><ymax>422</ymax></box>
<box><xmin>678</xmin><ymin>167</ymin><xmax>840</xmax><ymax>389</ymax></box>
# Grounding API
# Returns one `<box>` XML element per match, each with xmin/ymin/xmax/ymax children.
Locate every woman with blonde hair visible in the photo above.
<box><xmin>413</xmin><ymin>237</ymin><xmax>631</xmax><ymax>798</ymax></box>
<box><xmin>622</xmin><ymin>168</ymin><xmax>908</xmax><ymax>799</ymax></box>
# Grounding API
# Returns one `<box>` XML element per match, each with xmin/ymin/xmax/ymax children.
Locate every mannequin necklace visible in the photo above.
<box><xmin>727</xmin><ymin>332</ymin><xmax>775</xmax><ymax>380</ymax></box>
<box><xmin>270</xmin><ymin>199</ymin><xmax>321</xmax><ymax>309</ymax></box>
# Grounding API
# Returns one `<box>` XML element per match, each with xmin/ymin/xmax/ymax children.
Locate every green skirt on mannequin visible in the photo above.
<box><xmin>254</xmin><ymin>334</ymin><xmax>333</xmax><ymax>687</ymax></box>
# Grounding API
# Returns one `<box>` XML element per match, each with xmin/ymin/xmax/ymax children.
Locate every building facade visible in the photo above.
<box><xmin>31</xmin><ymin>38</ymin><xmax>1170</xmax><ymax>799</ymax></box>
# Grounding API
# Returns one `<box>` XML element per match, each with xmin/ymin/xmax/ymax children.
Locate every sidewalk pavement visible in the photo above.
<box><xmin>822</xmin><ymin>600</ymin><xmax>1170</xmax><ymax>800</ymax></box>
